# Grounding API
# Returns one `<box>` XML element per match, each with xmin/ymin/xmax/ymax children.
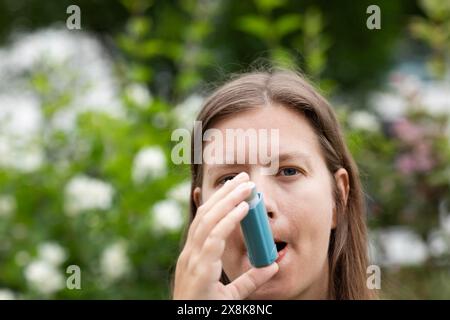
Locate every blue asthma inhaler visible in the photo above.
<box><xmin>240</xmin><ymin>183</ymin><xmax>278</xmax><ymax>268</ymax></box>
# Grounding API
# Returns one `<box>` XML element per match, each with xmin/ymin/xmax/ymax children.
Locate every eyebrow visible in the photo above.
<box><xmin>207</xmin><ymin>164</ymin><xmax>248</xmax><ymax>175</ymax></box>
<box><xmin>277</xmin><ymin>150</ymin><xmax>311</xmax><ymax>162</ymax></box>
<box><xmin>206</xmin><ymin>151</ymin><xmax>313</xmax><ymax>174</ymax></box>
<box><xmin>276</xmin><ymin>151</ymin><xmax>313</xmax><ymax>170</ymax></box>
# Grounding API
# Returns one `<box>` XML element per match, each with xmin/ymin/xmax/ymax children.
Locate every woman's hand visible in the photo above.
<box><xmin>173</xmin><ymin>172</ymin><xmax>279</xmax><ymax>299</ymax></box>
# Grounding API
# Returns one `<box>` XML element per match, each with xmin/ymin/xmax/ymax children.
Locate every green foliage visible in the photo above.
<box><xmin>410</xmin><ymin>0</ymin><xmax>450</xmax><ymax>78</ymax></box>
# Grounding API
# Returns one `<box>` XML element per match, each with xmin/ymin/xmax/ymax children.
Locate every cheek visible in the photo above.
<box><xmin>200</xmin><ymin>187</ymin><xmax>215</xmax><ymax>204</ymax></box>
<box><xmin>289</xmin><ymin>174</ymin><xmax>335</xmax><ymax>252</ymax></box>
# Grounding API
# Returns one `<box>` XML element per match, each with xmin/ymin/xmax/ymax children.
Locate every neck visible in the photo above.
<box><xmin>295</xmin><ymin>259</ymin><xmax>330</xmax><ymax>300</ymax></box>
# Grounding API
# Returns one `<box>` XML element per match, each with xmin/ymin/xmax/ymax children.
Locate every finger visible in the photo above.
<box><xmin>189</xmin><ymin>171</ymin><xmax>249</xmax><ymax>237</ymax></box>
<box><xmin>201</xmin><ymin>171</ymin><xmax>249</xmax><ymax>213</ymax></box>
<box><xmin>192</xmin><ymin>181</ymin><xmax>253</xmax><ymax>248</ymax></box>
<box><xmin>226</xmin><ymin>263</ymin><xmax>279</xmax><ymax>300</ymax></box>
<box><xmin>199</xmin><ymin>201</ymin><xmax>249</xmax><ymax>263</ymax></box>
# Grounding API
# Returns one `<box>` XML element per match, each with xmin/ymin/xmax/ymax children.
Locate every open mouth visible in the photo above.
<box><xmin>275</xmin><ymin>241</ymin><xmax>287</xmax><ymax>252</ymax></box>
<box><xmin>275</xmin><ymin>240</ymin><xmax>288</xmax><ymax>263</ymax></box>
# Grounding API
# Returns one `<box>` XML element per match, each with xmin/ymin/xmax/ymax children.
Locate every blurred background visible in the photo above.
<box><xmin>0</xmin><ymin>0</ymin><xmax>449</xmax><ymax>299</ymax></box>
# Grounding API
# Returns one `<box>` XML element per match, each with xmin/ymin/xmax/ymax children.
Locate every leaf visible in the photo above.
<box><xmin>141</xmin><ymin>39</ymin><xmax>164</xmax><ymax>57</ymax></box>
<box><xmin>187</xmin><ymin>21</ymin><xmax>212</xmax><ymax>41</ymax></box>
<box><xmin>127</xmin><ymin>17</ymin><xmax>151</xmax><ymax>38</ymax></box>
<box><xmin>426</xmin><ymin>56</ymin><xmax>446</xmax><ymax>79</ymax></box>
<box><xmin>176</xmin><ymin>70</ymin><xmax>202</xmax><ymax>93</ymax></box>
<box><xmin>254</xmin><ymin>0</ymin><xmax>286</xmax><ymax>14</ymax></box>
<box><xmin>306</xmin><ymin>48</ymin><xmax>325</xmax><ymax>76</ymax></box>
<box><xmin>236</xmin><ymin>15</ymin><xmax>271</xmax><ymax>41</ymax></box>
<box><xmin>120</xmin><ymin>0</ymin><xmax>153</xmax><ymax>14</ymax></box>
<box><xmin>129</xmin><ymin>64</ymin><xmax>153</xmax><ymax>83</ymax></box>
<box><xmin>420</xmin><ymin>0</ymin><xmax>450</xmax><ymax>22</ymax></box>
<box><xmin>141</xmin><ymin>40</ymin><xmax>181</xmax><ymax>60</ymax></box>
<box><xmin>275</xmin><ymin>14</ymin><xmax>302</xmax><ymax>38</ymax></box>
<box><xmin>410</xmin><ymin>17</ymin><xmax>434</xmax><ymax>43</ymax></box>
<box><xmin>303</xmin><ymin>8</ymin><xmax>323</xmax><ymax>36</ymax></box>
<box><xmin>270</xmin><ymin>47</ymin><xmax>295</xmax><ymax>68</ymax></box>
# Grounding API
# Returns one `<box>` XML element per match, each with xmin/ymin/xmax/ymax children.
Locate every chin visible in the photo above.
<box><xmin>246</xmin><ymin>280</ymin><xmax>294</xmax><ymax>300</ymax></box>
<box><xmin>247</xmin><ymin>289</ymin><xmax>292</xmax><ymax>300</ymax></box>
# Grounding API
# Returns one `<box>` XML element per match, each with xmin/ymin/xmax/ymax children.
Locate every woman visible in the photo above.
<box><xmin>172</xmin><ymin>69</ymin><xmax>375</xmax><ymax>299</ymax></box>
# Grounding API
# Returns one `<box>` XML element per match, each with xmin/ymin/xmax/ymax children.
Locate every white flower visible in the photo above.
<box><xmin>126</xmin><ymin>83</ymin><xmax>153</xmax><ymax>107</ymax></box>
<box><xmin>0</xmin><ymin>27</ymin><xmax>125</xmax><ymax>134</ymax></box>
<box><xmin>24</xmin><ymin>260</ymin><xmax>64</xmax><ymax>295</ymax></box>
<box><xmin>167</xmin><ymin>181</ymin><xmax>191</xmax><ymax>204</ymax></box>
<box><xmin>132</xmin><ymin>146</ymin><xmax>167</xmax><ymax>184</ymax></box>
<box><xmin>428</xmin><ymin>230</ymin><xmax>448</xmax><ymax>257</ymax></box>
<box><xmin>0</xmin><ymin>135</ymin><xmax>44</xmax><ymax>173</ymax></box>
<box><xmin>174</xmin><ymin>94</ymin><xmax>203</xmax><ymax>128</ymax></box>
<box><xmin>0</xmin><ymin>289</ymin><xmax>15</xmax><ymax>300</ymax></box>
<box><xmin>371</xmin><ymin>92</ymin><xmax>407</xmax><ymax>121</ymax></box>
<box><xmin>100</xmin><ymin>241</ymin><xmax>130</xmax><ymax>282</ymax></box>
<box><xmin>38</xmin><ymin>242</ymin><xmax>67</xmax><ymax>266</ymax></box>
<box><xmin>390</xmin><ymin>73</ymin><xmax>421</xmax><ymax>98</ymax></box>
<box><xmin>422</xmin><ymin>82</ymin><xmax>450</xmax><ymax>115</ymax></box>
<box><xmin>374</xmin><ymin>227</ymin><xmax>428</xmax><ymax>267</ymax></box>
<box><xmin>64</xmin><ymin>175</ymin><xmax>114</xmax><ymax>216</ymax></box>
<box><xmin>0</xmin><ymin>94</ymin><xmax>41</xmax><ymax>139</ymax></box>
<box><xmin>348</xmin><ymin>111</ymin><xmax>380</xmax><ymax>132</ymax></box>
<box><xmin>151</xmin><ymin>199</ymin><xmax>184</xmax><ymax>233</ymax></box>
<box><xmin>0</xmin><ymin>195</ymin><xmax>16</xmax><ymax>217</ymax></box>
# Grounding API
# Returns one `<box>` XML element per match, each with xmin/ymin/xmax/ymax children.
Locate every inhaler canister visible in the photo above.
<box><xmin>240</xmin><ymin>184</ymin><xmax>277</xmax><ymax>267</ymax></box>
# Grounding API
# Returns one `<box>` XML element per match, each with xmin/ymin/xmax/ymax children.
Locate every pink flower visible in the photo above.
<box><xmin>415</xmin><ymin>142</ymin><xmax>434</xmax><ymax>170</ymax></box>
<box><xmin>391</xmin><ymin>118</ymin><xmax>424</xmax><ymax>145</ymax></box>
<box><xmin>396</xmin><ymin>142</ymin><xmax>435</xmax><ymax>175</ymax></box>
<box><xmin>396</xmin><ymin>154</ymin><xmax>416</xmax><ymax>175</ymax></box>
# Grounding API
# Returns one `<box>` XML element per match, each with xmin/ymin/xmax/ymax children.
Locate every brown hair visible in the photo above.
<box><xmin>179</xmin><ymin>69</ymin><xmax>375</xmax><ymax>300</ymax></box>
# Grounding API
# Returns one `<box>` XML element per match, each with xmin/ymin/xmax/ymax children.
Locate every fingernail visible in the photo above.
<box><xmin>235</xmin><ymin>181</ymin><xmax>252</xmax><ymax>193</ymax></box>
<box><xmin>233</xmin><ymin>172</ymin><xmax>248</xmax><ymax>182</ymax></box>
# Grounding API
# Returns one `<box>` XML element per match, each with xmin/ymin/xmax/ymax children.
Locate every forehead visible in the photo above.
<box><xmin>216</xmin><ymin>105</ymin><xmax>319</xmax><ymax>146</ymax></box>
<box><xmin>203</xmin><ymin>105</ymin><xmax>323</xmax><ymax>165</ymax></box>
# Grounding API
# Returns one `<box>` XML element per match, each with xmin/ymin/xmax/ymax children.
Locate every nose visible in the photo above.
<box><xmin>249</xmin><ymin>173</ymin><xmax>277</xmax><ymax>220</ymax></box>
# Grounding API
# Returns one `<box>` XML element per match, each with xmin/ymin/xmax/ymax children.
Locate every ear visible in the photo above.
<box><xmin>193</xmin><ymin>187</ymin><xmax>202</xmax><ymax>208</ymax></box>
<box><xmin>332</xmin><ymin>168</ymin><xmax>350</xmax><ymax>229</ymax></box>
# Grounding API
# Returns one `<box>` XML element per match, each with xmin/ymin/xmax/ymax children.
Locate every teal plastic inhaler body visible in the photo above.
<box><xmin>240</xmin><ymin>184</ymin><xmax>277</xmax><ymax>267</ymax></box>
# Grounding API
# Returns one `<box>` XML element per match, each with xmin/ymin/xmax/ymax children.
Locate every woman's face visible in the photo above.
<box><xmin>194</xmin><ymin>105</ymin><xmax>349</xmax><ymax>299</ymax></box>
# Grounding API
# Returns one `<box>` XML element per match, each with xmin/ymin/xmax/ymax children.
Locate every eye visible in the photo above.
<box><xmin>278</xmin><ymin>167</ymin><xmax>301</xmax><ymax>177</ymax></box>
<box><xmin>217</xmin><ymin>174</ymin><xmax>237</xmax><ymax>186</ymax></box>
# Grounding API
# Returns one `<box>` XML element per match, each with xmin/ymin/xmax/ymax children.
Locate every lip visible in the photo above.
<box><xmin>275</xmin><ymin>244</ymin><xmax>288</xmax><ymax>263</ymax></box>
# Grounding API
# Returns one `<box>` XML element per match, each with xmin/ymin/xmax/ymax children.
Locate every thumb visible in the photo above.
<box><xmin>225</xmin><ymin>263</ymin><xmax>279</xmax><ymax>299</ymax></box>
